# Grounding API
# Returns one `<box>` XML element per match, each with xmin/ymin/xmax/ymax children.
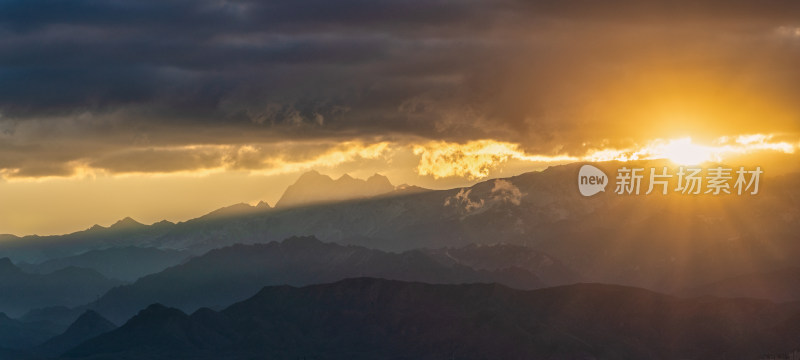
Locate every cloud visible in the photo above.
<box><xmin>442</xmin><ymin>179</ymin><xmax>523</xmax><ymax>217</ymax></box>
<box><xmin>3</xmin><ymin>131</ymin><xmax>795</xmax><ymax>181</ymax></box>
<box><xmin>444</xmin><ymin>188</ymin><xmax>484</xmax><ymax>214</ymax></box>
<box><xmin>0</xmin><ymin>140</ymin><xmax>393</xmax><ymax>180</ymax></box>
<box><xmin>491</xmin><ymin>179</ymin><xmax>524</xmax><ymax>205</ymax></box>
<box><xmin>413</xmin><ymin>140</ymin><xmax>575</xmax><ymax>180</ymax></box>
<box><xmin>1</xmin><ymin>0</ymin><xmax>800</xmax><ymax>178</ymax></box>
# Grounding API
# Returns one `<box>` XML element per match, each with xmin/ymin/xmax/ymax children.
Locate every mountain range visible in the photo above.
<box><xmin>0</xmin><ymin>312</ymin><xmax>59</xmax><ymax>350</ymax></box>
<box><xmin>60</xmin><ymin>278</ymin><xmax>800</xmax><ymax>360</ymax></box>
<box><xmin>0</xmin><ymin>217</ymin><xmax>176</xmax><ymax>264</ymax></box>
<box><xmin>1</xmin><ymin>163</ymin><xmax>797</xmax><ymax>294</ymax></box>
<box><xmin>0</xmin><ymin>258</ymin><xmax>121</xmax><ymax>317</ymax></box>
<box><xmin>0</xmin><ymin>159</ymin><xmax>795</xmax><ymax>358</ymax></box>
<box><xmin>36</xmin><ymin>310</ymin><xmax>116</xmax><ymax>357</ymax></box>
<box><xmin>18</xmin><ymin>246</ymin><xmax>188</xmax><ymax>282</ymax></box>
<box><xmin>275</xmin><ymin>171</ymin><xmax>396</xmax><ymax>208</ymax></box>
<box><xmin>83</xmin><ymin>236</ymin><xmax>552</xmax><ymax>323</ymax></box>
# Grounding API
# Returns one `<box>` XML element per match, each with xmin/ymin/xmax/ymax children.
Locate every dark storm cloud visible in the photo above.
<box><xmin>0</xmin><ymin>0</ymin><xmax>503</xmax><ymax>129</ymax></box>
<box><xmin>1</xmin><ymin>0</ymin><xmax>800</xmax><ymax>176</ymax></box>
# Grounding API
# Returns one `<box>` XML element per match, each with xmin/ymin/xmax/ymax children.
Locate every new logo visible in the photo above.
<box><xmin>578</xmin><ymin>164</ymin><xmax>608</xmax><ymax>197</ymax></box>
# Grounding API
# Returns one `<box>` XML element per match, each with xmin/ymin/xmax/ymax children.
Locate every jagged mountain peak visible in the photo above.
<box><xmin>367</xmin><ymin>172</ymin><xmax>392</xmax><ymax>184</ymax></box>
<box><xmin>37</xmin><ymin>309</ymin><xmax>117</xmax><ymax>356</ymax></box>
<box><xmin>295</xmin><ymin>169</ymin><xmax>326</xmax><ymax>181</ymax></box>
<box><xmin>109</xmin><ymin>217</ymin><xmax>145</xmax><ymax>230</ymax></box>
<box><xmin>87</xmin><ymin>224</ymin><xmax>106</xmax><ymax>231</ymax></box>
<box><xmin>67</xmin><ymin>310</ymin><xmax>115</xmax><ymax>332</ymax></box>
<box><xmin>151</xmin><ymin>219</ymin><xmax>175</xmax><ymax>227</ymax></box>
<box><xmin>275</xmin><ymin>170</ymin><xmax>395</xmax><ymax>208</ymax></box>
<box><xmin>336</xmin><ymin>173</ymin><xmax>355</xmax><ymax>181</ymax></box>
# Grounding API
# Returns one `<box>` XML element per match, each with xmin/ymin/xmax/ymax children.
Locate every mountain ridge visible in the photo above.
<box><xmin>275</xmin><ymin>170</ymin><xmax>395</xmax><ymax>208</ymax></box>
<box><xmin>18</xmin><ymin>246</ymin><xmax>189</xmax><ymax>282</ymax></box>
<box><xmin>83</xmin><ymin>236</ymin><xmax>549</xmax><ymax>323</ymax></box>
<box><xmin>36</xmin><ymin>310</ymin><xmax>116</xmax><ymax>356</ymax></box>
<box><xmin>63</xmin><ymin>278</ymin><xmax>800</xmax><ymax>360</ymax></box>
<box><xmin>0</xmin><ymin>260</ymin><xmax>121</xmax><ymax>317</ymax></box>
<box><xmin>0</xmin><ymin>162</ymin><xmax>797</xmax><ymax>297</ymax></box>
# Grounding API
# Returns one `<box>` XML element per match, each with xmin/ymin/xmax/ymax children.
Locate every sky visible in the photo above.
<box><xmin>1</xmin><ymin>0</ymin><xmax>799</xmax><ymax>235</ymax></box>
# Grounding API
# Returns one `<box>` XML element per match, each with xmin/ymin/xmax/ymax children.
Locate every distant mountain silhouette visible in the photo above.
<box><xmin>275</xmin><ymin>170</ymin><xmax>395</xmax><ymax>208</ymax></box>
<box><xmin>64</xmin><ymin>278</ymin><xmax>800</xmax><ymax>359</ymax></box>
<box><xmin>0</xmin><ymin>163</ymin><xmax>797</xmax><ymax>295</ymax></box>
<box><xmin>0</xmin><ymin>258</ymin><xmax>121</xmax><ymax>317</ymax></box>
<box><xmin>197</xmin><ymin>201</ymin><xmax>271</xmax><ymax>220</ymax></box>
<box><xmin>108</xmin><ymin>217</ymin><xmax>146</xmax><ymax>230</ymax></box>
<box><xmin>393</xmin><ymin>183</ymin><xmax>429</xmax><ymax>195</ymax></box>
<box><xmin>65</xmin><ymin>304</ymin><xmax>230</xmax><ymax>359</ymax></box>
<box><xmin>0</xmin><ymin>312</ymin><xmax>58</xmax><ymax>350</ymax></box>
<box><xmin>0</xmin><ymin>217</ymin><xmax>177</xmax><ymax>263</ymax></box>
<box><xmin>19</xmin><ymin>306</ymin><xmax>86</xmax><ymax>332</ymax></box>
<box><xmin>19</xmin><ymin>246</ymin><xmax>188</xmax><ymax>282</ymax></box>
<box><xmin>86</xmin><ymin>236</ymin><xmax>545</xmax><ymax>323</ymax></box>
<box><xmin>37</xmin><ymin>310</ymin><xmax>116</xmax><ymax>356</ymax></box>
<box><xmin>81</xmin><ymin>217</ymin><xmax>147</xmax><ymax>233</ymax></box>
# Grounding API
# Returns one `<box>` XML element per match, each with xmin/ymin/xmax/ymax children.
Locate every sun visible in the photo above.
<box><xmin>656</xmin><ymin>137</ymin><xmax>713</xmax><ymax>165</ymax></box>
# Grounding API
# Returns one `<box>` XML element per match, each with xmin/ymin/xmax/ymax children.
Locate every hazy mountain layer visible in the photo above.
<box><xmin>0</xmin><ymin>312</ymin><xmax>59</xmax><ymax>350</ymax></box>
<box><xmin>19</xmin><ymin>246</ymin><xmax>188</xmax><ymax>282</ymax></box>
<box><xmin>0</xmin><ymin>259</ymin><xmax>121</xmax><ymax>317</ymax></box>
<box><xmin>422</xmin><ymin>243</ymin><xmax>582</xmax><ymax>285</ymax></box>
<box><xmin>0</xmin><ymin>162</ymin><xmax>797</xmax><ymax>296</ymax></box>
<box><xmin>85</xmin><ymin>236</ymin><xmax>547</xmax><ymax>323</ymax></box>
<box><xmin>0</xmin><ymin>218</ymin><xmax>176</xmax><ymax>264</ymax></box>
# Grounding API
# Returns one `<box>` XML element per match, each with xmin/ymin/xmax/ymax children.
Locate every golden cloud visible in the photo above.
<box><xmin>2</xmin><ymin>134</ymin><xmax>796</xmax><ymax>183</ymax></box>
<box><xmin>248</xmin><ymin>141</ymin><xmax>392</xmax><ymax>176</ymax></box>
<box><xmin>413</xmin><ymin>140</ymin><xmax>576</xmax><ymax>180</ymax></box>
<box><xmin>1</xmin><ymin>141</ymin><xmax>394</xmax><ymax>182</ymax></box>
<box><xmin>413</xmin><ymin>134</ymin><xmax>799</xmax><ymax>180</ymax></box>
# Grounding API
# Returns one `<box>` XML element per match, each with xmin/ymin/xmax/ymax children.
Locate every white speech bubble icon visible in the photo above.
<box><xmin>578</xmin><ymin>164</ymin><xmax>608</xmax><ymax>197</ymax></box>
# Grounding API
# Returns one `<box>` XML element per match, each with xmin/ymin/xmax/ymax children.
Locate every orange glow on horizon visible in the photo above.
<box><xmin>583</xmin><ymin>134</ymin><xmax>797</xmax><ymax>166</ymax></box>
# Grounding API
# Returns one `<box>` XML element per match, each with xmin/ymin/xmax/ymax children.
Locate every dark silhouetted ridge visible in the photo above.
<box><xmin>63</xmin><ymin>278</ymin><xmax>800</xmax><ymax>360</ymax></box>
<box><xmin>0</xmin><ymin>311</ymin><xmax>58</xmax><ymax>350</ymax></box>
<box><xmin>38</xmin><ymin>310</ymin><xmax>116</xmax><ymax>356</ymax></box>
<box><xmin>21</xmin><ymin>246</ymin><xmax>188</xmax><ymax>282</ymax></box>
<box><xmin>0</xmin><ymin>258</ymin><xmax>20</xmax><ymax>275</ymax></box>
<box><xmin>66</xmin><ymin>304</ymin><xmax>233</xmax><ymax>358</ymax></box>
